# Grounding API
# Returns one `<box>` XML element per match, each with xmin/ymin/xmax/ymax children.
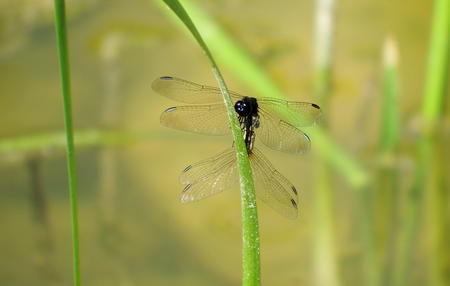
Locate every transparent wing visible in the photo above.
<box><xmin>180</xmin><ymin>148</ymin><xmax>238</xmax><ymax>203</ymax></box>
<box><xmin>257</xmin><ymin>109</ymin><xmax>311</xmax><ymax>154</ymax></box>
<box><xmin>249</xmin><ymin>148</ymin><xmax>299</xmax><ymax>219</ymax></box>
<box><xmin>258</xmin><ymin>98</ymin><xmax>322</xmax><ymax>127</ymax></box>
<box><xmin>153</xmin><ymin>76</ymin><xmax>320</xmax><ymax>125</ymax></box>
<box><xmin>179</xmin><ymin>147</ymin><xmax>299</xmax><ymax>219</ymax></box>
<box><xmin>152</xmin><ymin>76</ymin><xmax>242</xmax><ymax>104</ymax></box>
<box><xmin>160</xmin><ymin>104</ymin><xmax>231</xmax><ymax>135</ymax></box>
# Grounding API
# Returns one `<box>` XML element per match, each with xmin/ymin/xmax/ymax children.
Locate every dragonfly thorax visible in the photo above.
<box><xmin>234</xmin><ymin>97</ymin><xmax>258</xmax><ymax>117</ymax></box>
<box><xmin>234</xmin><ymin>97</ymin><xmax>259</xmax><ymax>153</ymax></box>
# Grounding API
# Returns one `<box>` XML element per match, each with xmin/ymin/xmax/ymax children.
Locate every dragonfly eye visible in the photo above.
<box><xmin>234</xmin><ymin>101</ymin><xmax>250</xmax><ymax>116</ymax></box>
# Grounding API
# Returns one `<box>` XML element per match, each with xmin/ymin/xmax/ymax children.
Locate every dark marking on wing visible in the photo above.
<box><xmin>165</xmin><ymin>107</ymin><xmax>177</xmax><ymax>112</ymax></box>
<box><xmin>183</xmin><ymin>184</ymin><xmax>192</xmax><ymax>192</ymax></box>
<box><xmin>304</xmin><ymin>133</ymin><xmax>311</xmax><ymax>142</ymax></box>
<box><xmin>291</xmin><ymin>199</ymin><xmax>298</xmax><ymax>209</ymax></box>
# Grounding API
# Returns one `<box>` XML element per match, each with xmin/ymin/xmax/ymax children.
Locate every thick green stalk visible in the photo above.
<box><xmin>396</xmin><ymin>126</ymin><xmax>447</xmax><ymax>286</ymax></box>
<box><xmin>391</xmin><ymin>137</ymin><xmax>428</xmax><ymax>286</ymax></box>
<box><xmin>393</xmin><ymin>1</ymin><xmax>449</xmax><ymax>285</ymax></box>
<box><xmin>422</xmin><ymin>0</ymin><xmax>450</xmax><ymax>128</ymax></box>
<box><xmin>360</xmin><ymin>184</ymin><xmax>377</xmax><ymax>286</ymax></box>
<box><xmin>0</xmin><ymin>130</ymin><xmax>164</xmax><ymax>155</ymax></box>
<box><xmin>311</xmin><ymin>0</ymin><xmax>339</xmax><ymax>286</ymax></box>
<box><xmin>373</xmin><ymin>37</ymin><xmax>400</xmax><ymax>286</ymax></box>
<box><xmin>308</xmin><ymin>128</ymin><xmax>367</xmax><ymax>188</ymax></box>
<box><xmin>425</xmin><ymin>134</ymin><xmax>449</xmax><ymax>286</ymax></box>
<box><xmin>421</xmin><ymin>1</ymin><xmax>450</xmax><ymax>285</ymax></box>
<box><xmin>313</xmin><ymin>0</ymin><xmax>336</xmax><ymax>103</ymax></box>
<box><xmin>312</xmin><ymin>163</ymin><xmax>339</xmax><ymax>286</ymax></box>
<box><xmin>161</xmin><ymin>1</ymin><xmax>260</xmax><ymax>285</ymax></box>
<box><xmin>379</xmin><ymin>37</ymin><xmax>400</xmax><ymax>155</ymax></box>
<box><xmin>52</xmin><ymin>1</ymin><xmax>81</xmax><ymax>286</ymax></box>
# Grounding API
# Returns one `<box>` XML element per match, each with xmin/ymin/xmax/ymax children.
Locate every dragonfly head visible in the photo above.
<box><xmin>234</xmin><ymin>97</ymin><xmax>258</xmax><ymax>117</ymax></box>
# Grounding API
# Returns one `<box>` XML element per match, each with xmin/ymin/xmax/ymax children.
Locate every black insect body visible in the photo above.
<box><xmin>234</xmin><ymin>97</ymin><xmax>260</xmax><ymax>153</ymax></box>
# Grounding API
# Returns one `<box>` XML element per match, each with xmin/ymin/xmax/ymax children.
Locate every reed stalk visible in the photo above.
<box><xmin>373</xmin><ymin>37</ymin><xmax>400</xmax><ymax>286</ymax></box>
<box><xmin>424</xmin><ymin>133</ymin><xmax>449</xmax><ymax>286</ymax></box>
<box><xmin>391</xmin><ymin>137</ymin><xmax>428</xmax><ymax>286</ymax></box>
<box><xmin>311</xmin><ymin>0</ymin><xmax>340</xmax><ymax>286</ymax></box>
<box><xmin>421</xmin><ymin>0</ymin><xmax>450</xmax><ymax>285</ymax></box>
<box><xmin>161</xmin><ymin>1</ymin><xmax>260</xmax><ymax>284</ymax></box>
<box><xmin>0</xmin><ymin>130</ymin><xmax>182</xmax><ymax>159</ymax></box>
<box><xmin>52</xmin><ymin>0</ymin><xmax>81</xmax><ymax>285</ymax></box>
<box><xmin>393</xmin><ymin>0</ymin><xmax>449</xmax><ymax>285</ymax></box>
<box><xmin>98</xmin><ymin>34</ymin><xmax>122</xmax><ymax>239</ymax></box>
<box><xmin>422</xmin><ymin>0</ymin><xmax>450</xmax><ymax>129</ymax></box>
<box><xmin>379</xmin><ymin>37</ymin><xmax>400</xmax><ymax>155</ymax></box>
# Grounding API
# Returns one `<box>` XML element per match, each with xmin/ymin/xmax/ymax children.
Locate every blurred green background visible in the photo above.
<box><xmin>0</xmin><ymin>0</ymin><xmax>448</xmax><ymax>285</ymax></box>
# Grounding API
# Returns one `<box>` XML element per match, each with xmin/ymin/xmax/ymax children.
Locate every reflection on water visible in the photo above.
<box><xmin>0</xmin><ymin>0</ymin><xmax>446</xmax><ymax>285</ymax></box>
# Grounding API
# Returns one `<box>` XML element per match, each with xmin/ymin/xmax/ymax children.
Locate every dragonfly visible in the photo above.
<box><xmin>152</xmin><ymin>76</ymin><xmax>321</xmax><ymax>219</ymax></box>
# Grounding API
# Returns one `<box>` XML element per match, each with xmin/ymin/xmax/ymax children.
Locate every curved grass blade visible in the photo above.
<box><xmin>161</xmin><ymin>0</ymin><xmax>260</xmax><ymax>284</ymax></box>
<box><xmin>52</xmin><ymin>0</ymin><xmax>81</xmax><ymax>285</ymax></box>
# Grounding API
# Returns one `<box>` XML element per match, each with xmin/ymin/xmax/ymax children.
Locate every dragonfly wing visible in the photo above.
<box><xmin>180</xmin><ymin>148</ymin><xmax>238</xmax><ymax>203</ymax></box>
<box><xmin>257</xmin><ymin>111</ymin><xmax>311</xmax><ymax>154</ymax></box>
<box><xmin>249</xmin><ymin>148</ymin><xmax>298</xmax><ymax>219</ymax></box>
<box><xmin>152</xmin><ymin>76</ymin><xmax>242</xmax><ymax>104</ymax></box>
<box><xmin>179</xmin><ymin>147</ymin><xmax>299</xmax><ymax>219</ymax></box>
<box><xmin>258</xmin><ymin>98</ymin><xmax>321</xmax><ymax>127</ymax></box>
<box><xmin>161</xmin><ymin>104</ymin><xmax>231</xmax><ymax>135</ymax></box>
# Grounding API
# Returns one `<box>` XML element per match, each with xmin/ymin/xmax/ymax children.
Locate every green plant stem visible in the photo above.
<box><xmin>53</xmin><ymin>1</ymin><xmax>81</xmax><ymax>285</ymax></box>
<box><xmin>422</xmin><ymin>0</ymin><xmax>450</xmax><ymax>128</ymax></box>
<box><xmin>312</xmin><ymin>1</ymin><xmax>340</xmax><ymax>286</ymax></box>
<box><xmin>313</xmin><ymin>163</ymin><xmax>339</xmax><ymax>286</ymax></box>
<box><xmin>394</xmin><ymin>130</ymin><xmax>448</xmax><ymax>286</ymax></box>
<box><xmin>161</xmin><ymin>1</ymin><xmax>260</xmax><ymax>285</ymax></box>
<box><xmin>368</xmin><ymin>37</ymin><xmax>400</xmax><ymax>286</ymax></box>
<box><xmin>391</xmin><ymin>136</ymin><xmax>428</xmax><ymax>286</ymax></box>
<box><xmin>422</xmin><ymin>1</ymin><xmax>448</xmax><ymax>285</ymax></box>
<box><xmin>313</xmin><ymin>0</ymin><xmax>336</xmax><ymax>102</ymax></box>
<box><xmin>0</xmin><ymin>130</ymin><xmax>168</xmax><ymax>155</ymax></box>
<box><xmin>360</xmin><ymin>184</ymin><xmax>377</xmax><ymax>286</ymax></box>
<box><xmin>378</xmin><ymin>167</ymin><xmax>400</xmax><ymax>286</ymax></box>
<box><xmin>393</xmin><ymin>1</ymin><xmax>449</xmax><ymax>284</ymax></box>
<box><xmin>421</xmin><ymin>1</ymin><xmax>450</xmax><ymax>284</ymax></box>
<box><xmin>425</xmin><ymin>134</ymin><xmax>449</xmax><ymax>286</ymax></box>
<box><xmin>379</xmin><ymin>37</ymin><xmax>400</xmax><ymax>154</ymax></box>
<box><xmin>309</xmin><ymin>128</ymin><xmax>367</xmax><ymax>188</ymax></box>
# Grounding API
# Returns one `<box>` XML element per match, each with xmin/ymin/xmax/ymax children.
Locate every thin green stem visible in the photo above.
<box><xmin>379</xmin><ymin>37</ymin><xmax>400</xmax><ymax>155</ymax></box>
<box><xmin>391</xmin><ymin>137</ymin><xmax>428</xmax><ymax>286</ymax></box>
<box><xmin>422</xmin><ymin>0</ymin><xmax>450</xmax><ymax>129</ymax></box>
<box><xmin>360</xmin><ymin>184</ymin><xmax>378</xmax><ymax>286</ymax></box>
<box><xmin>52</xmin><ymin>1</ymin><xmax>81</xmax><ymax>285</ymax></box>
<box><xmin>313</xmin><ymin>0</ymin><xmax>336</xmax><ymax>103</ymax></box>
<box><xmin>312</xmin><ymin>1</ymin><xmax>340</xmax><ymax>286</ymax></box>
<box><xmin>421</xmin><ymin>1</ymin><xmax>450</xmax><ymax>284</ymax></box>
<box><xmin>161</xmin><ymin>1</ymin><xmax>260</xmax><ymax>284</ymax></box>
<box><xmin>425</xmin><ymin>134</ymin><xmax>449</xmax><ymax>286</ymax></box>
<box><xmin>376</xmin><ymin>37</ymin><xmax>400</xmax><ymax>286</ymax></box>
<box><xmin>0</xmin><ymin>130</ymin><xmax>185</xmax><ymax>155</ymax></box>
<box><xmin>393</xmin><ymin>1</ymin><xmax>449</xmax><ymax>285</ymax></box>
<box><xmin>312</xmin><ymin>163</ymin><xmax>339</xmax><ymax>286</ymax></box>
